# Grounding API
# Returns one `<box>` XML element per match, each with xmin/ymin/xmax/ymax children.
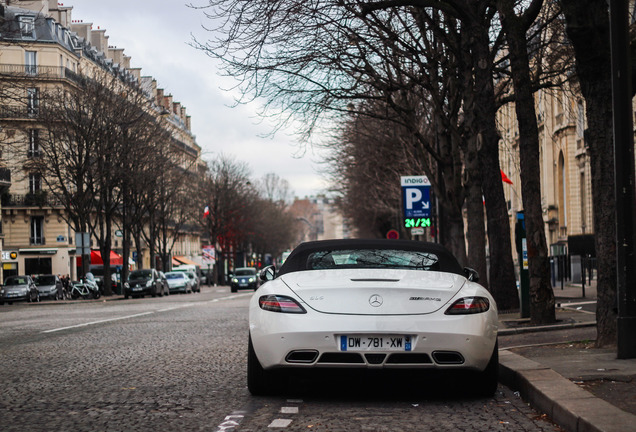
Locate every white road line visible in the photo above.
<box><xmin>43</xmin><ymin>293</ymin><xmax>251</xmax><ymax>334</ymax></box>
<box><xmin>42</xmin><ymin>311</ymin><xmax>154</xmax><ymax>333</ymax></box>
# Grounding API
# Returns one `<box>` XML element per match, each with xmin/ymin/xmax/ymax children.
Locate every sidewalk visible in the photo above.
<box><xmin>498</xmin><ymin>280</ymin><xmax>636</xmax><ymax>432</ymax></box>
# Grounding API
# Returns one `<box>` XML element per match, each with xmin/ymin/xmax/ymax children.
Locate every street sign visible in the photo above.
<box><xmin>401</xmin><ymin>176</ymin><xmax>431</xmax><ymax>229</ymax></box>
<box><xmin>75</xmin><ymin>232</ymin><xmax>90</xmax><ymax>256</ymax></box>
<box><xmin>411</xmin><ymin>227</ymin><xmax>425</xmax><ymax>236</ymax></box>
<box><xmin>386</xmin><ymin>229</ymin><xmax>399</xmax><ymax>240</ymax></box>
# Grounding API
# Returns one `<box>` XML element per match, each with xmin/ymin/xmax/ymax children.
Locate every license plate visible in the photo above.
<box><xmin>340</xmin><ymin>335</ymin><xmax>412</xmax><ymax>352</ymax></box>
<box><xmin>133</xmin><ymin>287</ymin><xmax>142</xmax><ymax>291</ymax></box>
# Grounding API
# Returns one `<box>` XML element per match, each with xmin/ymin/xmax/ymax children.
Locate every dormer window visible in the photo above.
<box><xmin>19</xmin><ymin>16</ymin><xmax>35</xmax><ymax>38</ymax></box>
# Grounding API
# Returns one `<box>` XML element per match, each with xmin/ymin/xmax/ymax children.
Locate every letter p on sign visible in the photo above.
<box><xmin>406</xmin><ymin>188</ymin><xmax>422</xmax><ymax>209</ymax></box>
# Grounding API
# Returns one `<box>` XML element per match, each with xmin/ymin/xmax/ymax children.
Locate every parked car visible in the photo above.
<box><xmin>158</xmin><ymin>271</ymin><xmax>170</xmax><ymax>296</ymax></box>
<box><xmin>185</xmin><ymin>270</ymin><xmax>200</xmax><ymax>293</ymax></box>
<box><xmin>0</xmin><ymin>275</ymin><xmax>40</xmax><ymax>305</ymax></box>
<box><xmin>230</xmin><ymin>267</ymin><xmax>259</xmax><ymax>292</ymax></box>
<box><xmin>33</xmin><ymin>274</ymin><xmax>62</xmax><ymax>300</ymax></box>
<box><xmin>247</xmin><ymin>239</ymin><xmax>498</xmax><ymax>397</ymax></box>
<box><xmin>124</xmin><ymin>269</ymin><xmax>165</xmax><ymax>299</ymax></box>
<box><xmin>164</xmin><ymin>271</ymin><xmax>192</xmax><ymax>294</ymax></box>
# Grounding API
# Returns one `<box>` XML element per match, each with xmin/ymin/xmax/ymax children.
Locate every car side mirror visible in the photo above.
<box><xmin>259</xmin><ymin>265</ymin><xmax>276</xmax><ymax>282</ymax></box>
<box><xmin>463</xmin><ymin>267</ymin><xmax>479</xmax><ymax>283</ymax></box>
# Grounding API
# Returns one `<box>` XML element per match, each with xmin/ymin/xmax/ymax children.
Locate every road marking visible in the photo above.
<box><xmin>268</xmin><ymin>419</ymin><xmax>293</xmax><ymax>428</ymax></box>
<box><xmin>42</xmin><ymin>311</ymin><xmax>154</xmax><ymax>333</ymax></box>
<box><xmin>557</xmin><ymin>300</ymin><xmax>596</xmax><ymax>307</ymax></box>
<box><xmin>214</xmin><ymin>412</ymin><xmax>247</xmax><ymax>431</ymax></box>
<box><xmin>42</xmin><ymin>293</ymin><xmax>251</xmax><ymax>333</ymax></box>
<box><xmin>281</xmin><ymin>406</ymin><xmax>298</xmax><ymax>414</ymax></box>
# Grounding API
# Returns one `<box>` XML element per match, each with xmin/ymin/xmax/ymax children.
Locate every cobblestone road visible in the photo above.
<box><xmin>0</xmin><ymin>288</ymin><xmax>562</xmax><ymax>431</ymax></box>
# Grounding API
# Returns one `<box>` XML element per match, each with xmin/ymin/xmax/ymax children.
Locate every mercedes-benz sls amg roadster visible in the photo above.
<box><xmin>248</xmin><ymin>239</ymin><xmax>498</xmax><ymax>396</ymax></box>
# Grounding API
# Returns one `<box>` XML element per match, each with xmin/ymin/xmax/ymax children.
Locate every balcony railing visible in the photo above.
<box><xmin>1</xmin><ymin>192</ymin><xmax>62</xmax><ymax>207</ymax></box>
<box><xmin>30</xmin><ymin>236</ymin><xmax>46</xmax><ymax>246</ymax></box>
<box><xmin>0</xmin><ymin>64</ymin><xmax>81</xmax><ymax>83</ymax></box>
<box><xmin>0</xmin><ymin>105</ymin><xmax>38</xmax><ymax>119</ymax></box>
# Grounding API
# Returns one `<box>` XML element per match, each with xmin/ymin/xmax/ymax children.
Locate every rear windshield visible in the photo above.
<box><xmin>35</xmin><ymin>275</ymin><xmax>56</xmax><ymax>285</ymax></box>
<box><xmin>306</xmin><ymin>249</ymin><xmax>441</xmax><ymax>271</ymax></box>
<box><xmin>129</xmin><ymin>270</ymin><xmax>151</xmax><ymax>280</ymax></box>
<box><xmin>235</xmin><ymin>268</ymin><xmax>256</xmax><ymax>276</ymax></box>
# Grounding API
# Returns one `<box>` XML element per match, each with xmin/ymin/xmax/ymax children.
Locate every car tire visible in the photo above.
<box><xmin>473</xmin><ymin>341</ymin><xmax>498</xmax><ymax>397</ymax></box>
<box><xmin>247</xmin><ymin>335</ymin><xmax>279</xmax><ymax>396</ymax></box>
<box><xmin>231</xmin><ymin>287</ymin><xmax>237</xmax><ymax>293</ymax></box>
<box><xmin>124</xmin><ymin>293</ymin><xmax>129</xmax><ymax>299</ymax></box>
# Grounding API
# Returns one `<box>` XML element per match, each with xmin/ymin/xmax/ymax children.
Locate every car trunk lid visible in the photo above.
<box><xmin>282</xmin><ymin>269</ymin><xmax>464</xmax><ymax>315</ymax></box>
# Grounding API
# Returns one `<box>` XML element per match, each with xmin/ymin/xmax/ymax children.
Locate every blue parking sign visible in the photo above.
<box><xmin>401</xmin><ymin>176</ymin><xmax>431</xmax><ymax>218</ymax></box>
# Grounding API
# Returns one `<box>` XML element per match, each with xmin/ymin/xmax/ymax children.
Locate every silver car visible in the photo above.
<box><xmin>33</xmin><ymin>274</ymin><xmax>62</xmax><ymax>300</ymax></box>
<box><xmin>1</xmin><ymin>275</ymin><xmax>40</xmax><ymax>305</ymax></box>
<box><xmin>164</xmin><ymin>272</ymin><xmax>192</xmax><ymax>294</ymax></box>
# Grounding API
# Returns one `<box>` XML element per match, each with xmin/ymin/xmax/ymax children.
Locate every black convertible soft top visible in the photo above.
<box><xmin>277</xmin><ymin>239</ymin><xmax>463</xmax><ymax>277</ymax></box>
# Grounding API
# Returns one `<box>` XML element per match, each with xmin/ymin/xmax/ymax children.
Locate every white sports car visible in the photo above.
<box><xmin>248</xmin><ymin>239</ymin><xmax>498</xmax><ymax>396</ymax></box>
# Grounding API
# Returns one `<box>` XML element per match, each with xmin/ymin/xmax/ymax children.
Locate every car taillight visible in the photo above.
<box><xmin>259</xmin><ymin>295</ymin><xmax>307</xmax><ymax>314</ymax></box>
<box><xmin>444</xmin><ymin>297</ymin><xmax>490</xmax><ymax>315</ymax></box>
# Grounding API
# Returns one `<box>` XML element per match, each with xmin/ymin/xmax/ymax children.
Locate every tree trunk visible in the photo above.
<box><xmin>498</xmin><ymin>0</ymin><xmax>555</xmax><ymax>324</ymax></box>
<box><xmin>440</xmin><ymin>204</ymin><xmax>469</xmax><ymax>267</ymax></box>
<box><xmin>464</xmin><ymin>141</ymin><xmax>489</xmax><ymax>287</ymax></box>
<box><xmin>469</xmin><ymin>16</ymin><xmax>519</xmax><ymax>310</ymax></box>
<box><xmin>561</xmin><ymin>0</ymin><xmax>617</xmax><ymax>346</ymax></box>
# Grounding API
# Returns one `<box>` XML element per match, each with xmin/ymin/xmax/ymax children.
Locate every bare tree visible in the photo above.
<box><xmin>200</xmin><ymin>154</ymin><xmax>255</xmax><ymax>284</ymax></box>
<box><xmin>191</xmin><ymin>0</ymin><xmax>519</xmax><ymax>308</ymax></box>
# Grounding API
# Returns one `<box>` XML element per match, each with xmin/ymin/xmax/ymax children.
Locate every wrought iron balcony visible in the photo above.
<box><xmin>30</xmin><ymin>236</ymin><xmax>46</xmax><ymax>246</ymax></box>
<box><xmin>1</xmin><ymin>192</ymin><xmax>62</xmax><ymax>207</ymax></box>
<box><xmin>0</xmin><ymin>64</ymin><xmax>81</xmax><ymax>82</ymax></box>
<box><xmin>0</xmin><ymin>105</ymin><xmax>38</xmax><ymax>119</ymax></box>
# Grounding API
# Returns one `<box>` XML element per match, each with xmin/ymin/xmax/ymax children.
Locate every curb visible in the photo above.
<box><xmin>499</xmin><ymin>321</ymin><xmax>597</xmax><ymax>336</ymax></box>
<box><xmin>498</xmin><ymin>350</ymin><xmax>636</xmax><ymax>432</ymax></box>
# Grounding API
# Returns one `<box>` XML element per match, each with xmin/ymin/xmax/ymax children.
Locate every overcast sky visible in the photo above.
<box><xmin>68</xmin><ymin>0</ymin><xmax>330</xmax><ymax>199</ymax></box>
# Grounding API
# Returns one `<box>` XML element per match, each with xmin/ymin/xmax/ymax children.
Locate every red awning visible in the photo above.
<box><xmin>174</xmin><ymin>256</ymin><xmax>199</xmax><ymax>266</ymax></box>
<box><xmin>90</xmin><ymin>250</ymin><xmax>123</xmax><ymax>266</ymax></box>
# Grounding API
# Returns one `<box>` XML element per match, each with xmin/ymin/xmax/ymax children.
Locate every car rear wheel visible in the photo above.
<box><xmin>473</xmin><ymin>341</ymin><xmax>498</xmax><ymax>397</ymax></box>
<box><xmin>247</xmin><ymin>335</ymin><xmax>279</xmax><ymax>396</ymax></box>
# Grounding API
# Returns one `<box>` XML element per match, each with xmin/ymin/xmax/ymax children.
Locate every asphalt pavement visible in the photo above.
<box><xmin>498</xmin><ymin>280</ymin><xmax>636</xmax><ymax>432</ymax></box>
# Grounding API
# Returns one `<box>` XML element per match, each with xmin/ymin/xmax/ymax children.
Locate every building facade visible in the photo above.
<box><xmin>497</xmin><ymin>81</ymin><xmax>634</xmax><ymax>275</ymax></box>
<box><xmin>0</xmin><ymin>0</ymin><xmax>203</xmax><ymax>282</ymax></box>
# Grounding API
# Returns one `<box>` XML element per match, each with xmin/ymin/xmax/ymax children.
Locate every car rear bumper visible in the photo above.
<box><xmin>250</xmin><ymin>312</ymin><xmax>497</xmax><ymax>372</ymax></box>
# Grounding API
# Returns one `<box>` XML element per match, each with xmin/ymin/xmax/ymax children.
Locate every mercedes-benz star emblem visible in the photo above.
<box><xmin>369</xmin><ymin>294</ymin><xmax>383</xmax><ymax>307</ymax></box>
